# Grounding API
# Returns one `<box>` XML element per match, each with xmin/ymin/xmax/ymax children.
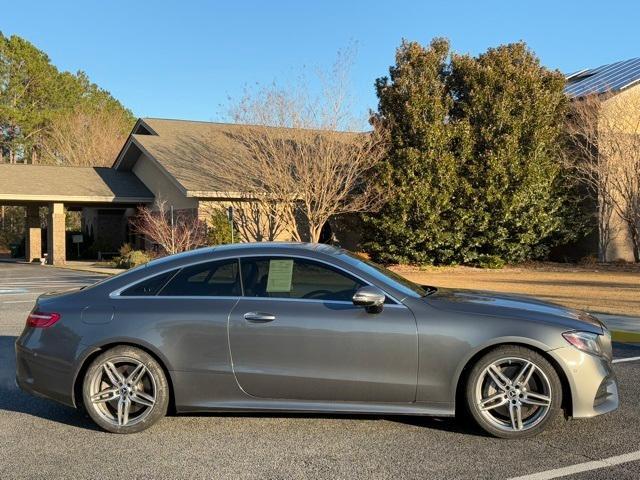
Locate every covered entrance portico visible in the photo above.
<box><xmin>0</xmin><ymin>164</ymin><xmax>154</xmax><ymax>265</ymax></box>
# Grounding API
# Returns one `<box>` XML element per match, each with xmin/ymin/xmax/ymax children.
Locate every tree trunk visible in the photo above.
<box><xmin>631</xmin><ymin>226</ymin><xmax>640</xmax><ymax>263</ymax></box>
<box><xmin>309</xmin><ymin>224</ymin><xmax>322</xmax><ymax>244</ymax></box>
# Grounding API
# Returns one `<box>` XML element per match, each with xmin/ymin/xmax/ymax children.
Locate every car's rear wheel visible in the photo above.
<box><xmin>465</xmin><ymin>345</ymin><xmax>562</xmax><ymax>439</ymax></box>
<box><xmin>82</xmin><ymin>345</ymin><xmax>169</xmax><ymax>433</ymax></box>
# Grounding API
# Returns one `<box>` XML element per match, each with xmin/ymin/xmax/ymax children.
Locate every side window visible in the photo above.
<box><xmin>241</xmin><ymin>257</ymin><xmax>364</xmax><ymax>302</ymax></box>
<box><xmin>120</xmin><ymin>270</ymin><xmax>177</xmax><ymax>296</ymax></box>
<box><xmin>158</xmin><ymin>259</ymin><xmax>241</xmax><ymax>297</ymax></box>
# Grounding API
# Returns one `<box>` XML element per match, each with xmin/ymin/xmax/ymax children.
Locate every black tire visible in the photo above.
<box><xmin>465</xmin><ymin>345</ymin><xmax>563</xmax><ymax>439</ymax></box>
<box><xmin>82</xmin><ymin>345</ymin><xmax>169</xmax><ymax>434</ymax></box>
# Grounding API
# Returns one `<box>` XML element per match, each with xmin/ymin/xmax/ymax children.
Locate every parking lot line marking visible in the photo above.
<box><xmin>613</xmin><ymin>356</ymin><xmax>640</xmax><ymax>364</ymax></box>
<box><xmin>508</xmin><ymin>450</ymin><xmax>640</xmax><ymax>480</ymax></box>
<box><xmin>3</xmin><ymin>300</ymin><xmax>34</xmax><ymax>304</ymax></box>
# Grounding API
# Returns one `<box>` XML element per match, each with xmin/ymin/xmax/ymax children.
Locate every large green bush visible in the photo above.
<box><xmin>365</xmin><ymin>39</ymin><xmax>585</xmax><ymax>266</ymax></box>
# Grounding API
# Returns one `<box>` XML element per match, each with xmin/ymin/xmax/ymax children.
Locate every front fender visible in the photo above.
<box><xmin>449</xmin><ymin>335</ymin><xmax>556</xmax><ymax>403</ymax></box>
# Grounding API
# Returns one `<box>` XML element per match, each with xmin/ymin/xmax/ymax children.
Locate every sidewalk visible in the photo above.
<box><xmin>0</xmin><ymin>257</ymin><xmax>124</xmax><ymax>276</ymax></box>
<box><xmin>51</xmin><ymin>260</ymin><xmax>125</xmax><ymax>276</ymax></box>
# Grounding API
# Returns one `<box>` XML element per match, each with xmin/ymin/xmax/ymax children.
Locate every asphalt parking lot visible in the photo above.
<box><xmin>1</xmin><ymin>262</ymin><xmax>639</xmax><ymax>479</ymax></box>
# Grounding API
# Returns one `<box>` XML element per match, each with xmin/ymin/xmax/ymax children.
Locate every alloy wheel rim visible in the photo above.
<box><xmin>475</xmin><ymin>357</ymin><xmax>552</xmax><ymax>432</ymax></box>
<box><xmin>88</xmin><ymin>356</ymin><xmax>157</xmax><ymax>427</ymax></box>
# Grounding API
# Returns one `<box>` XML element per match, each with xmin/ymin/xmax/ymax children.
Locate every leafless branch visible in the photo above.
<box><xmin>130</xmin><ymin>199</ymin><xmax>206</xmax><ymax>255</ymax></box>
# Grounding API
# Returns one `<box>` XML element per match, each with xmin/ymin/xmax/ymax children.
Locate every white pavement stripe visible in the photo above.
<box><xmin>3</xmin><ymin>300</ymin><xmax>34</xmax><ymax>304</ymax></box>
<box><xmin>613</xmin><ymin>356</ymin><xmax>640</xmax><ymax>364</ymax></box>
<box><xmin>508</xmin><ymin>451</ymin><xmax>640</xmax><ymax>480</ymax></box>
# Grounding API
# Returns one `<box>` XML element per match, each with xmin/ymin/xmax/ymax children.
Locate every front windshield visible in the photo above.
<box><xmin>340</xmin><ymin>251</ymin><xmax>430</xmax><ymax>298</ymax></box>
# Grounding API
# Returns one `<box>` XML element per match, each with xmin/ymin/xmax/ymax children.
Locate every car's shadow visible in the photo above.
<box><xmin>0</xmin><ymin>335</ymin><xmax>100</xmax><ymax>431</ymax></box>
<box><xmin>0</xmin><ymin>334</ymin><xmax>482</xmax><ymax>435</ymax></box>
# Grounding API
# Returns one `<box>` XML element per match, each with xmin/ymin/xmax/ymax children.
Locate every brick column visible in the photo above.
<box><xmin>26</xmin><ymin>205</ymin><xmax>42</xmax><ymax>262</ymax></box>
<box><xmin>47</xmin><ymin>202</ymin><xmax>66</xmax><ymax>265</ymax></box>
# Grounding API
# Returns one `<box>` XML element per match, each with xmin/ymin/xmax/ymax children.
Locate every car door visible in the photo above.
<box><xmin>228</xmin><ymin>256</ymin><xmax>418</xmax><ymax>403</ymax></box>
<box><xmin>113</xmin><ymin>259</ymin><xmax>241</xmax><ymax>374</ymax></box>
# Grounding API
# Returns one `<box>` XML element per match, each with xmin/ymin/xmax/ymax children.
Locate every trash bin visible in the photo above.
<box><xmin>9</xmin><ymin>243</ymin><xmax>20</xmax><ymax>258</ymax></box>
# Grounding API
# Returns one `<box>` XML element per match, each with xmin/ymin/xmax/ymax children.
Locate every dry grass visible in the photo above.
<box><xmin>390</xmin><ymin>262</ymin><xmax>640</xmax><ymax>317</ymax></box>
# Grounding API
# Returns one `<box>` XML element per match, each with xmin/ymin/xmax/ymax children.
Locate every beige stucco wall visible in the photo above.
<box><xmin>198</xmin><ymin>199</ymin><xmax>296</xmax><ymax>243</ymax></box>
<box><xmin>599</xmin><ymin>85</ymin><xmax>640</xmax><ymax>262</ymax></box>
<box><xmin>132</xmin><ymin>153</ymin><xmax>198</xmax><ymax>210</ymax></box>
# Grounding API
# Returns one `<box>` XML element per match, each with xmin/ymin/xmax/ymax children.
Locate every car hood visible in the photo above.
<box><xmin>425</xmin><ymin>288</ymin><xmax>605</xmax><ymax>333</ymax></box>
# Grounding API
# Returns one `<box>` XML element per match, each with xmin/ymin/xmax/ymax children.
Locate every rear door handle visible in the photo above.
<box><xmin>243</xmin><ymin>312</ymin><xmax>276</xmax><ymax>323</ymax></box>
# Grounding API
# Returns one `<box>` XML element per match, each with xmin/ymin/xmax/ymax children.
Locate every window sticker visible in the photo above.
<box><xmin>266</xmin><ymin>259</ymin><xmax>294</xmax><ymax>292</ymax></box>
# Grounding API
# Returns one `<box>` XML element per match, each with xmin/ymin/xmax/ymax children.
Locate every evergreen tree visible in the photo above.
<box><xmin>0</xmin><ymin>33</ymin><xmax>134</xmax><ymax>164</ymax></box>
<box><xmin>450</xmin><ymin>43</ymin><xmax>573</xmax><ymax>263</ymax></box>
<box><xmin>366</xmin><ymin>40</ymin><xmax>580</xmax><ymax>265</ymax></box>
<box><xmin>365</xmin><ymin>39</ymin><xmax>469</xmax><ymax>264</ymax></box>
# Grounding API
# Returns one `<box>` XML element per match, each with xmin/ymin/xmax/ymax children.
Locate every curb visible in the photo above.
<box><xmin>611</xmin><ymin>330</ymin><xmax>640</xmax><ymax>344</ymax></box>
<box><xmin>50</xmin><ymin>264</ymin><xmax>123</xmax><ymax>276</ymax></box>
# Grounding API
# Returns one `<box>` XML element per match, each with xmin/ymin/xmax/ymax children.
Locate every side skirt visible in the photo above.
<box><xmin>177</xmin><ymin>400</ymin><xmax>455</xmax><ymax>417</ymax></box>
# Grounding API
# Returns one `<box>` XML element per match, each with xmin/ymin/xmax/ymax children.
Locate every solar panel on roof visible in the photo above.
<box><xmin>564</xmin><ymin>57</ymin><xmax>640</xmax><ymax>98</ymax></box>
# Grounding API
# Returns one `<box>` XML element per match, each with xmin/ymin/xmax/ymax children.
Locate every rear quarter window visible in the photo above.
<box><xmin>119</xmin><ymin>270</ymin><xmax>177</xmax><ymax>296</ymax></box>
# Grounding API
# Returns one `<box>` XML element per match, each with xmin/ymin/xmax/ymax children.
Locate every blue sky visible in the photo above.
<box><xmin>2</xmin><ymin>0</ymin><xmax>639</xmax><ymax>122</ymax></box>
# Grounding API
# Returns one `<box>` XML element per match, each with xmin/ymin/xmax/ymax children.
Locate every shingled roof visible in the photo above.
<box><xmin>114</xmin><ymin>117</ymin><xmax>357</xmax><ymax>198</ymax></box>
<box><xmin>121</xmin><ymin>118</ymin><xmax>250</xmax><ymax>196</ymax></box>
<box><xmin>0</xmin><ymin>164</ymin><xmax>154</xmax><ymax>204</ymax></box>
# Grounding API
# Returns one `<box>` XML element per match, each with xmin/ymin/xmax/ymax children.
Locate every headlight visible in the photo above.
<box><xmin>562</xmin><ymin>331</ymin><xmax>603</xmax><ymax>356</ymax></box>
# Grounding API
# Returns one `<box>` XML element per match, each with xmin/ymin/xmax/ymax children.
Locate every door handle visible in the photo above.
<box><xmin>243</xmin><ymin>312</ymin><xmax>276</xmax><ymax>323</ymax></box>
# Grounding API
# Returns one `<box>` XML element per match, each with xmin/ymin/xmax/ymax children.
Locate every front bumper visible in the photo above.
<box><xmin>15</xmin><ymin>342</ymin><xmax>76</xmax><ymax>408</ymax></box>
<box><xmin>549</xmin><ymin>346</ymin><xmax>619</xmax><ymax>418</ymax></box>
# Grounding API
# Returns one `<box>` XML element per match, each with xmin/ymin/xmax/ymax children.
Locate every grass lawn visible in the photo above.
<box><xmin>390</xmin><ymin>262</ymin><xmax>640</xmax><ymax>318</ymax></box>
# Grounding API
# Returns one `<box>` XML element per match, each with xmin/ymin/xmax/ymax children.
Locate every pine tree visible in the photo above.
<box><xmin>0</xmin><ymin>33</ymin><xmax>134</xmax><ymax>164</ymax></box>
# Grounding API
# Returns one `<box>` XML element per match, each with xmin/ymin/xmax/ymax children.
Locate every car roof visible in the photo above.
<box><xmin>211</xmin><ymin>242</ymin><xmax>342</xmax><ymax>255</ymax></box>
<box><xmin>128</xmin><ymin>242</ymin><xmax>343</xmax><ymax>273</ymax></box>
<box><xmin>93</xmin><ymin>242</ymin><xmax>348</xmax><ymax>291</ymax></box>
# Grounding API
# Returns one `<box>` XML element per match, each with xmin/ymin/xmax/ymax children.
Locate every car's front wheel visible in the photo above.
<box><xmin>82</xmin><ymin>345</ymin><xmax>169</xmax><ymax>433</ymax></box>
<box><xmin>465</xmin><ymin>345</ymin><xmax>563</xmax><ymax>439</ymax></box>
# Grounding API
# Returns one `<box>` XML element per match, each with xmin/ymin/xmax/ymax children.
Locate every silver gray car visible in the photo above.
<box><xmin>15</xmin><ymin>243</ymin><xmax>618</xmax><ymax>437</ymax></box>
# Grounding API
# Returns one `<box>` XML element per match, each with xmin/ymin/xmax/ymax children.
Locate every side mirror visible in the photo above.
<box><xmin>352</xmin><ymin>286</ymin><xmax>386</xmax><ymax>313</ymax></box>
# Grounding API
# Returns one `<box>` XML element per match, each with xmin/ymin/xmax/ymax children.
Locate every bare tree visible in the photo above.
<box><xmin>215</xmin><ymin>48</ymin><xmax>388</xmax><ymax>243</ymax></box>
<box><xmin>198</xmin><ymin>198</ymin><xmax>286</xmax><ymax>243</ymax></box>
<box><xmin>565</xmin><ymin>92</ymin><xmax>640</xmax><ymax>261</ymax></box>
<box><xmin>130</xmin><ymin>199</ymin><xmax>206</xmax><ymax>255</ymax></box>
<box><xmin>564</xmin><ymin>94</ymin><xmax>618</xmax><ymax>261</ymax></box>
<box><xmin>41</xmin><ymin>106</ymin><xmax>132</xmax><ymax>167</ymax></box>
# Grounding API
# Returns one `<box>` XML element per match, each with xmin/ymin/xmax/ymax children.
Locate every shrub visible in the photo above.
<box><xmin>472</xmin><ymin>254</ymin><xmax>506</xmax><ymax>269</ymax></box>
<box><xmin>206</xmin><ymin>209</ymin><xmax>233</xmax><ymax>245</ymax></box>
<box><xmin>579</xmin><ymin>255</ymin><xmax>598</xmax><ymax>267</ymax></box>
<box><xmin>113</xmin><ymin>244</ymin><xmax>150</xmax><ymax>268</ymax></box>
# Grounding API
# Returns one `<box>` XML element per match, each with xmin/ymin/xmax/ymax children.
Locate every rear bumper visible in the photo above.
<box><xmin>549</xmin><ymin>346</ymin><xmax>619</xmax><ymax>418</ymax></box>
<box><xmin>15</xmin><ymin>341</ymin><xmax>76</xmax><ymax>408</ymax></box>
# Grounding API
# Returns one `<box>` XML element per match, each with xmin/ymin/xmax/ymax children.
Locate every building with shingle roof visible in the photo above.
<box><xmin>0</xmin><ymin>118</ymin><xmax>342</xmax><ymax>264</ymax></box>
<box><xmin>3</xmin><ymin>57</ymin><xmax>639</xmax><ymax>265</ymax></box>
<box><xmin>564</xmin><ymin>58</ymin><xmax>640</xmax><ymax>262</ymax></box>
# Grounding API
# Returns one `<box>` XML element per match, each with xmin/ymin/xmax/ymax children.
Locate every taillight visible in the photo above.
<box><xmin>26</xmin><ymin>310</ymin><xmax>61</xmax><ymax>328</ymax></box>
